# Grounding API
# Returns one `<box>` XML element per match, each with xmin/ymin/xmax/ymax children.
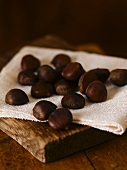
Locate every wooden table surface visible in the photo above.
<box><xmin>0</xmin><ymin>35</ymin><xmax>127</xmax><ymax>170</ymax></box>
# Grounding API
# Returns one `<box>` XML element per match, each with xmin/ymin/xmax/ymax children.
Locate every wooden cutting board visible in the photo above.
<box><xmin>0</xmin><ymin>35</ymin><xmax>115</xmax><ymax>163</ymax></box>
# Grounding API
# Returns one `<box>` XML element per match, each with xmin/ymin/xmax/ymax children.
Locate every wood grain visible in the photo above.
<box><xmin>0</xmin><ymin>118</ymin><xmax>115</xmax><ymax>163</ymax></box>
<box><xmin>0</xmin><ymin>35</ymin><xmax>116</xmax><ymax>163</ymax></box>
<box><xmin>0</xmin><ymin>130</ymin><xmax>94</xmax><ymax>170</ymax></box>
<box><xmin>85</xmin><ymin>130</ymin><xmax>127</xmax><ymax>169</ymax></box>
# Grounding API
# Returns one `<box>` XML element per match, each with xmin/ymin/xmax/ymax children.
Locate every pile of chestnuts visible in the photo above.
<box><xmin>5</xmin><ymin>53</ymin><xmax>127</xmax><ymax>130</ymax></box>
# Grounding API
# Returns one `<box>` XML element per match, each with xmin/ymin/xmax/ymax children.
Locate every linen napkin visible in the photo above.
<box><xmin>0</xmin><ymin>46</ymin><xmax>127</xmax><ymax>135</ymax></box>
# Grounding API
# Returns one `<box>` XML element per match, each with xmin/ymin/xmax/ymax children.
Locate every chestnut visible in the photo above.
<box><xmin>21</xmin><ymin>54</ymin><xmax>40</xmax><ymax>71</ymax></box>
<box><xmin>61</xmin><ymin>92</ymin><xmax>85</xmax><ymax>109</ymax></box>
<box><xmin>110</xmin><ymin>69</ymin><xmax>127</xmax><ymax>86</ymax></box>
<box><xmin>5</xmin><ymin>89</ymin><xmax>29</xmax><ymax>105</ymax></box>
<box><xmin>86</xmin><ymin>80</ymin><xmax>107</xmax><ymax>103</ymax></box>
<box><xmin>51</xmin><ymin>53</ymin><xmax>71</xmax><ymax>72</ymax></box>
<box><xmin>31</xmin><ymin>82</ymin><xmax>54</xmax><ymax>98</ymax></box>
<box><xmin>48</xmin><ymin>108</ymin><xmax>72</xmax><ymax>130</ymax></box>
<box><xmin>78</xmin><ymin>72</ymin><xmax>98</xmax><ymax>94</ymax></box>
<box><xmin>17</xmin><ymin>70</ymin><xmax>38</xmax><ymax>85</ymax></box>
<box><xmin>88</xmin><ymin>68</ymin><xmax>110</xmax><ymax>83</ymax></box>
<box><xmin>33</xmin><ymin>100</ymin><xmax>57</xmax><ymax>121</ymax></box>
<box><xmin>54</xmin><ymin>79</ymin><xmax>75</xmax><ymax>95</ymax></box>
<box><xmin>62</xmin><ymin>62</ymin><xmax>85</xmax><ymax>81</ymax></box>
<box><xmin>37</xmin><ymin>65</ymin><xmax>57</xmax><ymax>83</ymax></box>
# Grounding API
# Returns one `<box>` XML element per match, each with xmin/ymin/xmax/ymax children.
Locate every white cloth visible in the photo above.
<box><xmin>0</xmin><ymin>46</ymin><xmax>127</xmax><ymax>135</ymax></box>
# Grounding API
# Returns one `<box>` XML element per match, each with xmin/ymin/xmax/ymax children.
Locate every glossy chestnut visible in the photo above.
<box><xmin>86</xmin><ymin>80</ymin><xmax>107</xmax><ymax>103</ymax></box>
<box><xmin>110</xmin><ymin>69</ymin><xmax>127</xmax><ymax>86</ymax></box>
<box><xmin>33</xmin><ymin>100</ymin><xmax>57</xmax><ymax>121</ymax></box>
<box><xmin>5</xmin><ymin>88</ymin><xmax>29</xmax><ymax>105</ymax></box>
<box><xmin>62</xmin><ymin>62</ymin><xmax>85</xmax><ymax>81</ymax></box>
<box><xmin>61</xmin><ymin>92</ymin><xmax>85</xmax><ymax>109</ymax></box>
<box><xmin>48</xmin><ymin>108</ymin><xmax>72</xmax><ymax>130</ymax></box>
<box><xmin>31</xmin><ymin>82</ymin><xmax>54</xmax><ymax>98</ymax></box>
<box><xmin>21</xmin><ymin>54</ymin><xmax>40</xmax><ymax>71</ymax></box>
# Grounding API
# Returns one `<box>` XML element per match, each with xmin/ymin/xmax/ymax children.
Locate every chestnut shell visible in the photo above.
<box><xmin>33</xmin><ymin>100</ymin><xmax>57</xmax><ymax>121</ymax></box>
<box><xmin>31</xmin><ymin>82</ymin><xmax>54</xmax><ymax>98</ymax></box>
<box><xmin>48</xmin><ymin>108</ymin><xmax>72</xmax><ymax>130</ymax></box>
<box><xmin>61</xmin><ymin>92</ymin><xmax>85</xmax><ymax>109</ymax></box>
<box><xmin>21</xmin><ymin>54</ymin><xmax>40</xmax><ymax>71</ymax></box>
<box><xmin>78</xmin><ymin>72</ymin><xmax>98</xmax><ymax>94</ymax></box>
<box><xmin>5</xmin><ymin>89</ymin><xmax>29</xmax><ymax>105</ymax></box>
<box><xmin>62</xmin><ymin>62</ymin><xmax>85</xmax><ymax>81</ymax></box>
<box><xmin>86</xmin><ymin>80</ymin><xmax>107</xmax><ymax>103</ymax></box>
<box><xmin>110</xmin><ymin>69</ymin><xmax>127</xmax><ymax>86</ymax></box>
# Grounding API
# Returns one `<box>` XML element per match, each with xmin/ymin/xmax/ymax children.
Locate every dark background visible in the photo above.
<box><xmin>0</xmin><ymin>0</ymin><xmax>127</xmax><ymax>57</ymax></box>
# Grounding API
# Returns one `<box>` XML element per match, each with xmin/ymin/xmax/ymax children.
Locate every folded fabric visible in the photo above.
<box><xmin>0</xmin><ymin>46</ymin><xmax>127</xmax><ymax>135</ymax></box>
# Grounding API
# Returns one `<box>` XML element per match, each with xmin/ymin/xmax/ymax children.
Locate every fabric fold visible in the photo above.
<box><xmin>0</xmin><ymin>46</ymin><xmax>127</xmax><ymax>135</ymax></box>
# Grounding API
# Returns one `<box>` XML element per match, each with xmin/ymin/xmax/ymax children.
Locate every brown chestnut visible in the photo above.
<box><xmin>86</xmin><ymin>80</ymin><xmax>107</xmax><ymax>103</ymax></box>
<box><xmin>21</xmin><ymin>54</ymin><xmax>40</xmax><ymax>71</ymax></box>
<box><xmin>48</xmin><ymin>108</ymin><xmax>72</xmax><ymax>130</ymax></box>
<box><xmin>33</xmin><ymin>100</ymin><xmax>57</xmax><ymax>121</ymax></box>
<box><xmin>5</xmin><ymin>89</ymin><xmax>29</xmax><ymax>105</ymax></box>
<box><xmin>110</xmin><ymin>69</ymin><xmax>127</xmax><ymax>86</ymax></box>
<box><xmin>51</xmin><ymin>53</ymin><xmax>71</xmax><ymax>71</ymax></box>
<box><xmin>17</xmin><ymin>70</ymin><xmax>38</xmax><ymax>85</ymax></box>
<box><xmin>37</xmin><ymin>65</ymin><xmax>57</xmax><ymax>83</ymax></box>
<box><xmin>62</xmin><ymin>62</ymin><xmax>85</xmax><ymax>81</ymax></box>
<box><xmin>54</xmin><ymin>79</ymin><xmax>75</xmax><ymax>95</ymax></box>
<box><xmin>88</xmin><ymin>68</ymin><xmax>110</xmax><ymax>83</ymax></box>
<box><xmin>31</xmin><ymin>82</ymin><xmax>54</xmax><ymax>98</ymax></box>
<box><xmin>78</xmin><ymin>72</ymin><xmax>98</xmax><ymax>94</ymax></box>
<box><xmin>61</xmin><ymin>92</ymin><xmax>85</xmax><ymax>109</ymax></box>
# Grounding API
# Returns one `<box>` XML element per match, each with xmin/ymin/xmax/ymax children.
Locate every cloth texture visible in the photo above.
<box><xmin>0</xmin><ymin>46</ymin><xmax>127</xmax><ymax>135</ymax></box>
